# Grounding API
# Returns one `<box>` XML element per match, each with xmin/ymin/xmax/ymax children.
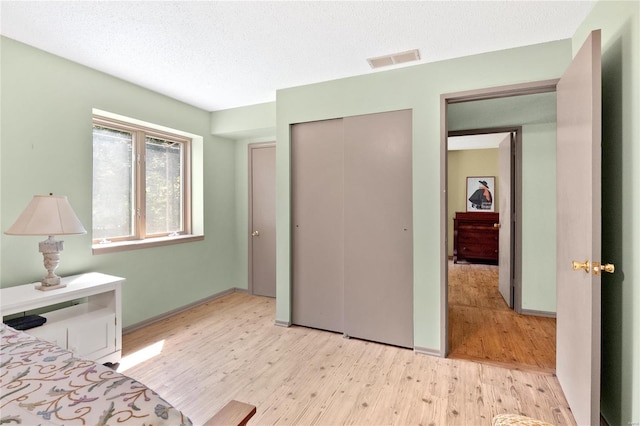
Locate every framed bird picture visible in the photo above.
<box><xmin>466</xmin><ymin>176</ymin><xmax>495</xmax><ymax>212</ymax></box>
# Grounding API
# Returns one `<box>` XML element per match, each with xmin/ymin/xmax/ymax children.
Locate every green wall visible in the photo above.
<box><xmin>446</xmin><ymin>148</ymin><xmax>500</xmax><ymax>257</ymax></box>
<box><xmin>520</xmin><ymin>123</ymin><xmax>556</xmax><ymax>313</ymax></box>
<box><xmin>211</xmin><ymin>102</ymin><xmax>275</xmax><ymax>140</ymax></box>
<box><xmin>574</xmin><ymin>1</ymin><xmax>640</xmax><ymax>424</ymax></box>
<box><xmin>0</xmin><ymin>37</ymin><xmax>241</xmax><ymax>327</ymax></box>
<box><xmin>274</xmin><ymin>40</ymin><xmax>572</xmax><ymax>352</ymax></box>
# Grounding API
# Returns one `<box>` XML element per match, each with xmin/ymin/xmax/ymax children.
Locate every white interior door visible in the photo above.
<box><xmin>343</xmin><ymin>110</ymin><xmax>413</xmax><ymax>349</ymax></box>
<box><xmin>498</xmin><ymin>133</ymin><xmax>513</xmax><ymax>308</ymax></box>
<box><xmin>556</xmin><ymin>29</ymin><xmax>602</xmax><ymax>426</ymax></box>
<box><xmin>249</xmin><ymin>144</ymin><xmax>276</xmax><ymax>298</ymax></box>
<box><xmin>291</xmin><ymin>119</ymin><xmax>345</xmax><ymax>333</ymax></box>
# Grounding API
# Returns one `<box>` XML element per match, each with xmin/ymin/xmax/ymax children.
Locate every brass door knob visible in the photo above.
<box><xmin>592</xmin><ymin>262</ymin><xmax>615</xmax><ymax>275</ymax></box>
<box><xmin>252</xmin><ymin>230</ymin><xmax>260</xmax><ymax>237</ymax></box>
<box><xmin>572</xmin><ymin>260</ymin><xmax>590</xmax><ymax>273</ymax></box>
<box><xmin>493</xmin><ymin>223</ymin><xmax>500</xmax><ymax>228</ymax></box>
<box><xmin>572</xmin><ymin>260</ymin><xmax>615</xmax><ymax>275</ymax></box>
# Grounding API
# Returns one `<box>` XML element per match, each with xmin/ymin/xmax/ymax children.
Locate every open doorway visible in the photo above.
<box><xmin>448</xmin><ymin>129</ymin><xmax>517</xmax><ymax>307</ymax></box>
<box><xmin>442</xmin><ymin>84</ymin><xmax>559</xmax><ymax>371</ymax></box>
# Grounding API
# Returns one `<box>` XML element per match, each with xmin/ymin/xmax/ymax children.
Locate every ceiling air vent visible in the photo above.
<box><xmin>367</xmin><ymin>49</ymin><xmax>420</xmax><ymax>69</ymax></box>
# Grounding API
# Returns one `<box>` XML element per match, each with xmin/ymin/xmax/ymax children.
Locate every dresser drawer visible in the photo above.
<box><xmin>457</xmin><ymin>229</ymin><xmax>498</xmax><ymax>245</ymax></box>
<box><xmin>457</xmin><ymin>243</ymin><xmax>498</xmax><ymax>260</ymax></box>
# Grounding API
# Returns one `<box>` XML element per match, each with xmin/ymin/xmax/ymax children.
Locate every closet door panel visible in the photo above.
<box><xmin>343</xmin><ymin>109</ymin><xmax>413</xmax><ymax>348</ymax></box>
<box><xmin>291</xmin><ymin>119</ymin><xmax>344</xmax><ymax>333</ymax></box>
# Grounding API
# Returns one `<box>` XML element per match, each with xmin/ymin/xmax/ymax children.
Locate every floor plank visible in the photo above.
<box><xmin>448</xmin><ymin>261</ymin><xmax>557</xmax><ymax>372</ymax></box>
<box><xmin>121</xmin><ymin>292</ymin><xmax>573</xmax><ymax>425</ymax></box>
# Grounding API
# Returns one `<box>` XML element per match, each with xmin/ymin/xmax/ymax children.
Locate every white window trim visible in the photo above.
<box><xmin>91</xmin><ymin>109</ymin><xmax>204</xmax><ymax>255</ymax></box>
<box><xmin>92</xmin><ymin>234</ymin><xmax>204</xmax><ymax>255</ymax></box>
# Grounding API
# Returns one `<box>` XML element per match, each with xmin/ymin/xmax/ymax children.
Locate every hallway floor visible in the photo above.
<box><xmin>448</xmin><ymin>261</ymin><xmax>557</xmax><ymax>372</ymax></box>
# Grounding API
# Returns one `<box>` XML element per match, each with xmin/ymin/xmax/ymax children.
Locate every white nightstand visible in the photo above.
<box><xmin>1</xmin><ymin>272</ymin><xmax>124</xmax><ymax>364</ymax></box>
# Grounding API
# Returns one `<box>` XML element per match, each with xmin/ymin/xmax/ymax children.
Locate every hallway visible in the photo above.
<box><xmin>448</xmin><ymin>261</ymin><xmax>556</xmax><ymax>372</ymax></box>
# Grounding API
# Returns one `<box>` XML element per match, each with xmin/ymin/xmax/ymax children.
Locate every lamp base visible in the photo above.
<box><xmin>37</xmin><ymin>236</ymin><xmax>65</xmax><ymax>292</ymax></box>
<box><xmin>36</xmin><ymin>282</ymin><xmax>67</xmax><ymax>291</ymax></box>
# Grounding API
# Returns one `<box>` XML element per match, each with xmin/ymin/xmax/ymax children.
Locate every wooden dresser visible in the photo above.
<box><xmin>453</xmin><ymin>212</ymin><xmax>499</xmax><ymax>264</ymax></box>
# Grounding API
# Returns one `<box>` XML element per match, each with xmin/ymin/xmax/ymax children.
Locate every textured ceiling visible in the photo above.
<box><xmin>0</xmin><ymin>1</ymin><xmax>595</xmax><ymax>112</ymax></box>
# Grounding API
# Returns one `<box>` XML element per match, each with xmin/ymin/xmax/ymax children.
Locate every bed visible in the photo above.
<box><xmin>0</xmin><ymin>323</ymin><xmax>255</xmax><ymax>425</ymax></box>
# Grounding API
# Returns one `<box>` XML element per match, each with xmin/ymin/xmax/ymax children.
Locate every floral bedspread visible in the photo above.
<box><xmin>0</xmin><ymin>323</ymin><xmax>192</xmax><ymax>425</ymax></box>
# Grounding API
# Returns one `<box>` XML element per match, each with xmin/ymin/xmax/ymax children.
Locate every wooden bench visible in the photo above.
<box><xmin>204</xmin><ymin>400</ymin><xmax>257</xmax><ymax>426</ymax></box>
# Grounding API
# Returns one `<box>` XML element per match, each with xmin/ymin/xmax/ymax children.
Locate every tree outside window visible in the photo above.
<box><xmin>92</xmin><ymin>116</ymin><xmax>191</xmax><ymax>245</ymax></box>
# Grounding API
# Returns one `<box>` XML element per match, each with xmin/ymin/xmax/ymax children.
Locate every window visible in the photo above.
<box><xmin>92</xmin><ymin>115</ymin><xmax>197</xmax><ymax>252</ymax></box>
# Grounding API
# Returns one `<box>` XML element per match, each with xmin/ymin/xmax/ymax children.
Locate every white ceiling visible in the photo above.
<box><xmin>0</xmin><ymin>1</ymin><xmax>596</xmax><ymax>112</ymax></box>
<box><xmin>448</xmin><ymin>133</ymin><xmax>511</xmax><ymax>151</ymax></box>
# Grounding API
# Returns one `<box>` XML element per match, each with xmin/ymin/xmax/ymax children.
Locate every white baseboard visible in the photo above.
<box><xmin>123</xmin><ymin>287</ymin><xmax>247</xmax><ymax>334</ymax></box>
<box><xmin>521</xmin><ymin>308</ymin><xmax>556</xmax><ymax>318</ymax></box>
<box><xmin>414</xmin><ymin>346</ymin><xmax>442</xmax><ymax>357</ymax></box>
<box><xmin>274</xmin><ymin>319</ymin><xmax>291</xmax><ymax>327</ymax></box>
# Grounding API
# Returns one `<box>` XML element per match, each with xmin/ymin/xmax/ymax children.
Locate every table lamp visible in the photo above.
<box><xmin>5</xmin><ymin>194</ymin><xmax>87</xmax><ymax>291</ymax></box>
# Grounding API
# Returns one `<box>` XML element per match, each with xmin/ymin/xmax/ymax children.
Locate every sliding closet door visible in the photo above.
<box><xmin>291</xmin><ymin>119</ymin><xmax>344</xmax><ymax>333</ymax></box>
<box><xmin>343</xmin><ymin>110</ymin><xmax>413</xmax><ymax>348</ymax></box>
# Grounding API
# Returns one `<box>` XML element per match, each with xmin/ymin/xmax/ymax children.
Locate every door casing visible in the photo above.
<box><xmin>440</xmin><ymin>79</ymin><xmax>558</xmax><ymax>356</ymax></box>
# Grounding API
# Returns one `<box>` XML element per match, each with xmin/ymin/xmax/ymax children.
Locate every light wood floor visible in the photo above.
<box><xmin>122</xmin><ymin>292</ymin><xmax>574</xmax><ymax>425</ymax></box>
<box><xmin>448</xmin><ymin>262</ymin><xmax>557</xmax><ymax>372</ymax></box>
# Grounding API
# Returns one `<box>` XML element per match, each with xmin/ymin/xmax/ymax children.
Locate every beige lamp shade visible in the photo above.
<box><xmin>5</xmin><ymin>194</ymin><xmax>86</xmax><ymax>236</ymax></box>
<box><xmin>5</xmin><ymin>194</ymin><xmax>86</xmax><ymax>290</ymax></box>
